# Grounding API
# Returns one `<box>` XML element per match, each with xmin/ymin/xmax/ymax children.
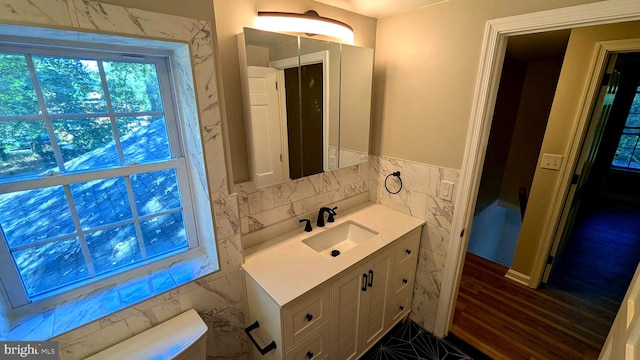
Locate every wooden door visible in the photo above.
<box><xmin>543</xmin><ymin>54</ymin><xmax>620</xmax><ymax>282</ymax></box>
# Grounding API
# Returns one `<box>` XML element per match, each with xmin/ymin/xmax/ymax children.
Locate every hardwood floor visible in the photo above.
<box><xmin>547</xmin><ymin>201</ymin><xmax>640</xmax><ymax>303</ymax></box>
<box><xmin>451</xmin><ymin>253</ymin><xmax>619</xmax><ymax>360</ymax></box>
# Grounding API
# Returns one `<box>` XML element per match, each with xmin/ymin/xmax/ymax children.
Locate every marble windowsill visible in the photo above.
<box><xmin>5</xmin><ymin>251</ymin><xmax>219</xmax><ymax>341</ymax></box>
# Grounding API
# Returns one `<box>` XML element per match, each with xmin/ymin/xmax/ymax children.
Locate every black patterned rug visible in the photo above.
<box><xmin>360</xmin><ymin>320</ymin><xmax>491</xmax><ymax>360</ymax></box>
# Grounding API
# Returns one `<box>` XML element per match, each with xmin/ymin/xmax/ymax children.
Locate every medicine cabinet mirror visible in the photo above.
<box><xmin>237</xmin><ymin>27</ymin><xmax>374</xmax><ymax>188</ymax></box>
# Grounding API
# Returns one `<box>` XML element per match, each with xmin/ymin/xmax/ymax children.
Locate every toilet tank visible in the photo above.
<box><xmin>86</xmin><ymin>309</ymin><xmax>208</xmax><ymax>360</ymax></box>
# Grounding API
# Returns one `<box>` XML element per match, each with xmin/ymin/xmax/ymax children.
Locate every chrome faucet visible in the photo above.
<box><xmin>316</xmin><ymin>206</ymin><xmax>337</xmax><ymax>227</ymax></box>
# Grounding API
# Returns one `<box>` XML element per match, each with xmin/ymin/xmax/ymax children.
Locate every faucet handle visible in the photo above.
<box><xmin>299</xmin><ymin>219</ymin><xmax>312</xmax><ymax>232</ymax></box>
<box><xmin>327</xmin><ymin>206</ymin><xmax>338</xmax><ymax>223</ymax></box>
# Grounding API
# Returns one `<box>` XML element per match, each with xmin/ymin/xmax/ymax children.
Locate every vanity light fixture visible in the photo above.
<box><xmin>255</xmin><ymin>10</ymin><xmax>355</xmax><ymax>45</ymax></box>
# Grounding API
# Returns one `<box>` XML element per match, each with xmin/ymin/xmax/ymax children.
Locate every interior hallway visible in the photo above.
<box><xmin>452</xmin><ymin>253</ymin><xmax>618</xmax><ymax>360</ymax></box>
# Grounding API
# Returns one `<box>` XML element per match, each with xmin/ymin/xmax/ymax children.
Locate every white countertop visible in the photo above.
<box><xmin>242</xmin><ymin>202</ymin><xmax>425</xmax><ymax>306</ymax></box>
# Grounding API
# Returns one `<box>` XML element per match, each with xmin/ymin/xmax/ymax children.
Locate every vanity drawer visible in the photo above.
<box><xmin>285</xmin><ymin>323</ymin><xmax>330</xmax><ymax>360</ymax></box>
<box><xmin>283</xmin><ymin>285</ymin><xmax>331</xmax><ymax>348</ymax></box>
<box><xmin>387</xmin><ymin>286</ymin><xmax>413</xmax><ymax>326</ymax></box>
<box><xmin>391</xmin><ymin>260</ymin><xmax>417</xmax><ymax>295</ymax></box>
<box><xmin>395</xmin><ymin>228</ymin><xmax>421</xmax><ymax>267</ymax></box>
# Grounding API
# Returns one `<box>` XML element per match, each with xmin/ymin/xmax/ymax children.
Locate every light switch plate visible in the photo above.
<box><xmin>541</xmin><ymin>153</ymin><xmax>563</xmax><ymax>170</ymax></box>
<box><xmin>440</xmin><ymin>181</ymin><xmax>454</xmax><ymax>201</ymax></box>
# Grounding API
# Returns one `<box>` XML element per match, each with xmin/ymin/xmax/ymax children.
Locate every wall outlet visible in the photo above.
<box><xmin>440</xmin><ymin>181</ymin><xmax>454</xmax><ymax>201</ymax></box>
<box><xmin>541</xmin><ymin>153</ymin><xmax>563</xmax><ymax>170</ymax></box>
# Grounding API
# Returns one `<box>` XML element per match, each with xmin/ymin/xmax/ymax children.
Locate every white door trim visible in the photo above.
<box><xmin>435</xmin><ymin>0</ymin><xmax>640</xmax><ymax>338</ymax></box>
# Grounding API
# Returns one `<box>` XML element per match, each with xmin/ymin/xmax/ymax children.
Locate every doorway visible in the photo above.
<box><xmin>466</xmin><ymin>31</ymin><xmax>568</xmax><ymax>268</ymax></box>
<box><xmin>452</xmin><ymin>53</ymin><xmax>640</xmax><ymax>358</ymax></box>
<box><xmin>545</xmin><ymin>52</ymin><xmax>640</xmax><ymax>306</ymax></box>
<box><xmin>285</xmin><ymin>63</ymin><xmax>324</xmax><ymax>179</ymax></box>
<box><xmin>437</xmin><ymin>5</ymin><xmax>640</xmax><ymax>340</ymax></box>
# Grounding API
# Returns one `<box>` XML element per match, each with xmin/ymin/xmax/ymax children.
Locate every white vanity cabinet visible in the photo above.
<box><xmin>241</xmin><ymin>203</ymin><xmax>425</xmax><ymax>360</ymax></box>
<box><xmin>244</xmin><ymin>276</ymin><xmax>331</xmax><ymax>360</ymax></box>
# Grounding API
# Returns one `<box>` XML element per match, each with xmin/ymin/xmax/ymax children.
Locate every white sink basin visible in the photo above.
<box><xmin>302</xmin><ymin>221</ymin><xmax>378</xmax><ymax>257</ymax></box>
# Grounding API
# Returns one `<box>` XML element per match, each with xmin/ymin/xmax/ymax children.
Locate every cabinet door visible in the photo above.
<box><xmin>359</xmin><ymin>249</ymin><xmax>393</xmax><ymax>349</ymax></box>
<box><xmin>330</xmin><ymin>264</ymin><xmax>368</xmax><ymax>360</ymax></box>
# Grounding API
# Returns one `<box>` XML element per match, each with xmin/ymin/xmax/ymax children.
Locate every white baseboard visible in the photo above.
<box><xmin>505</xmin><ymin>269</ymin><xmax>530</xmax><ymax>286</ymax></box>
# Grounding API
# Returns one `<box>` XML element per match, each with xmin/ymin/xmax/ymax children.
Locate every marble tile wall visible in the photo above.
<box><xmin>368</xmin><ymin>155</ymin><xmax>460</xmax><ymax>332</ymax></box>
<box><xmin>340</xmin><ymin>149</ymin><xmax>369</xmax><ymax>168</ymax></box>
<box><xmin>54</xmin><ymin>271</ymin><xmax>247</xmax><ymax>359</ymax></box>
<box><xmin>236</xmin><ymin>162</ymin><xmax>370</xmax><ymax>236</ymax></box>
<box><xmin>0</xmin><ymin>1</ymin><xmax>247</xmax><ymax>359</ymax></box>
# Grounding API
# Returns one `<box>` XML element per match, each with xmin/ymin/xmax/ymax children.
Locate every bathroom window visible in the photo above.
<box><xmin>612</xmin><ymin>87</ymin><xmax>640</xmax><ymax>169</ymax></box>
<box><xmin>0</xmin><ymin>44</ymin><xmax>200</xmax><ymax>307</ymax></box>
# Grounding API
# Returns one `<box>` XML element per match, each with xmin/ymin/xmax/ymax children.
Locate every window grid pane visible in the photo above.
<box><xmin>0</xmin><ymin>186</ymin><xmax>76</xmax><ymax>249</ymax></box>
<box><xmin>32</xmin><ymin>56</ymin><xmax>107</xmax><ymax>115</ymax></box>
<box><xmin>0</xmin><ymin>46</ymin><xmax>195</xmax><ymax>302</ymax></box>
<box><xmin>70</xmin><ymin>177</ymin><xmax>133</xmax><ymax>230</ymax></box>
<box><xmin>0</xmin><ymin>120</ymin><xmax>56</xmax><ymax>179</ymax></box>
<box><xmin>140</xmin><ymin>211</ymin><xmax>188</xmax><ymax>258</ymax></box>
<box><xmin>86</xmin><ymin>224</ymin><xmax>142</xmax><ymax>275</ymax></box>
<box><xmin>118</xmin><ymin>116</ymin><xmax>171</xmax><ymax>164</ymax></box>
<box><xmin>13</xmin><ymin>237</ymin><xmax>90</xmax><ymax>297</ymax></box>
<box><xmin>104</xmin><ymin>61</ymin><xmax>164</xmax><ymax>113</ymax></box>
<box><xmin>0</xmin><ymin>54</ymin><xmax>40</xmax><ymax>116</ymax></box>
<box><xmin>52</xmin><ymin>117</ymin><xmax>120</xmax><ymax>171</ymax></box>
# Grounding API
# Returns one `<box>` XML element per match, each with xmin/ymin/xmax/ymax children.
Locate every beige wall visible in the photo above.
<box><xmin>372</xmin><ymin>0</ymin><xmax>603</xmax><ymax>170</ymax></box>
<box><xmin>213</xmin><ymin>0</ymin><xmax>377</xmax><ymax>183</ymax></box>
<box><xmin>498</xmin><ymin>58</ymin><xmax>563</xmax><ymax>209</ymax></box>
<box><xmin>474</xmin><ymin>57</ymin><xmax>525</xmax><ymax>214</ymax></box>
<box><xmin>511</xmin><ymin>21</ymin><xmax>640</xmax><ymax>276</ymax></box>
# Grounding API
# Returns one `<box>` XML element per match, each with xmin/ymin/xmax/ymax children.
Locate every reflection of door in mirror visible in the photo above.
<box><xmin>271</xmin><ymin>51</ymin><xmax>330</xmax><ymax>180</ymax></box>
<box><xmin>285</xmin><ymin>64</ymin><xmax>324</xmax><ymax>179</ymax></box>
<box><xmin>246</xmin><ymin>66</ymin><xmax>285</xmax><ymax>187</ymax></box>
<box><xmin>238</xmin><ymin>29</ymin><xmax>298</xmax><ymax>188</ymax></box>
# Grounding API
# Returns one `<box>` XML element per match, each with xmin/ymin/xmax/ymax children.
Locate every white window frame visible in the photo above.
<box><xmin>0</xmin><ymin>41</ymin><xmax>202</xmax><ymax>308</ymax></box>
